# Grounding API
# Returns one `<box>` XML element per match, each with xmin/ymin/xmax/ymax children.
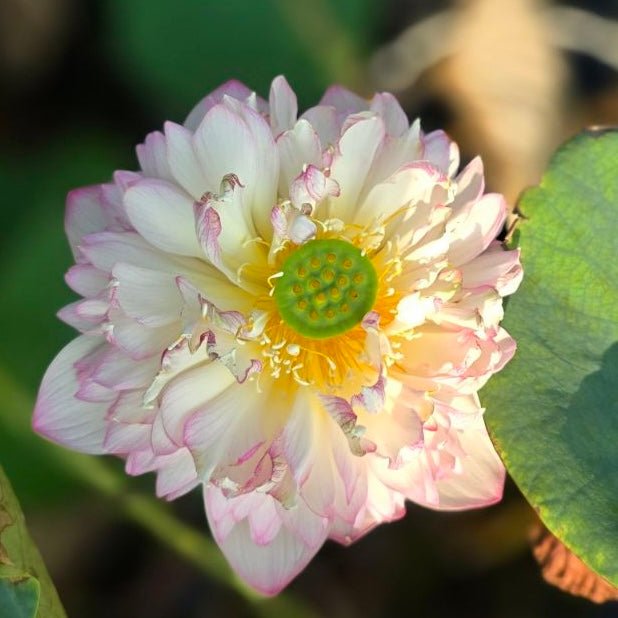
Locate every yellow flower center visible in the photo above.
<box><xmin>250</xmin><ymin>230</ymin><xmax>403</xmax><ymax>394</ymax></box>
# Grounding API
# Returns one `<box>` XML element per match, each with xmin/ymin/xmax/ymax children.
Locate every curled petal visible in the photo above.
<box><xmin>320</xmin><ymin>394</ymin><xmax>376</xmax><ymax>457</ymax></box>
<box><xmin>270</xmin><ymin>202</ymin><xmax>317</xmax><ymax>247</ymax></box>
<box><xmin>418</xmin><ymin>409</ymin><xmax>505</xmax><ymax>511</ymax></box>
<box><xmin>290</xmin><ymin>164</ymin><xmax>340</xmax><ymax>210</ymax></box>
<box><xmin>351</xmin><ymin>373</ymin><xmax>386</xmax><ymax>414</ymax></box>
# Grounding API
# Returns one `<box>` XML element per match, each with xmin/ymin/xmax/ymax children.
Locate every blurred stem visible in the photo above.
<box><xmin>0</xmin><ymin>367</ymin><xmax>318</xmax><ymax>618</ymax></box>
<box><xmin>273</xmin><ymin>0</ymin><xmax>367</xmax><ymax>92</ymax></box>
<box><xmin>548</xmin><ymin>7</ymin><xmax>618</xmax><ymax>71</ymax></box>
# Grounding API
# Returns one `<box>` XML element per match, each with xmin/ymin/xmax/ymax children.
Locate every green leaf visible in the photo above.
<box><xmin>0</xmin><ymin>466</ymin><xmax>67</xmax><ymax>617</ymax></box>
<box><xmin>483</xmin><ymin>130</ymin><xmax>618</xmax><ymax>585</ymax></box>
<box><xmin>0</xmin><ymin>577</ymin><xmax>40</xmax><ymax>618</ymax></box>
<box><xmin>105</xmin><ymin>0</ymin><xmax>374</xmax><ymax>118</ymax></box>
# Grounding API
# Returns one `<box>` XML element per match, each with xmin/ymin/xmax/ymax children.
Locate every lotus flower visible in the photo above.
<box><xmin>34</xmin><ymin>76</ymin><xmax>522</xmax><ymax>594</ymax></box>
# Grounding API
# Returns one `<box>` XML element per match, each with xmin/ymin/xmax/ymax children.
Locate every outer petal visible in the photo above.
<box><xmin>154</xmin><ymin>449</ymin><xmax>199</xmax><ymax>499</ymax></box>
<box><xmin>79</xmin><ymin>231</ymin><xmax>184</xmax><ymax>273</ymax></box>
<box><xmin>423</xmin><ymin>129</ymin><xmax>460</xmax><ymax>177</ymax></box>
<box><xmin>447</xmin><ymin>193</ymin><xmax>507</xmax><ymax>266</ymax></box>
<box><xmin>184</xmin><ymin>79</ymin><xmax>266</xmax><ymax>132</ymax></box>
<box><xmin>221</xmin><ymin>97</ymin><xmax>280</xmax><ymax>240</ymax></box>
<box><xmin>65</xmin><ymin>186</ymin><xmax>109</xmax><ymax>258</ymax></box>
<box><xmin>136</xmin><ymin>131</ymin><xmax>174</xmax><ymax>182</ymax></box>
<box><xmin>370</xmin><ymin>92</ymin><xmax>409</xmax><ymax>137</ymax></box>
<box><xmin>57</xmin><ymin>298</ymin><xmax>107</xmax><ymax>332</ymax></box>
<box><xmin>194</xmin><ymin>184</ymin><xmax>268</xmax><ymax>287</ymax></box>
<box><xmin>125</xmin><ymin>447</ymin><xmax>199</xmax><ymax>500</ymax></box>
<box><xmin>319</xmin><ymin>85</ymin><xmax>368</xmax><ymax>117</ymax></box>
<box><xmin>459</xmin><ymin>243</ymin><xmax>523</xmax><ymax>296</ymax></box>
<box><xmin>65</xmin><ymin>264</ymin><xmax>109</xmax><ymax>298</ymax></box>
<box><xmin>33</xmin><ymin>335</ymin><xmax>110</xmax><ymax>453</ymax></box>
<box><xmin>205</xmin><ymin>487</ymin><xmax>328</xmax><ymax>596</ymax></box>
<box><xmin>453</xmin><ymin>156</ymin><xmax>485</xmax><ymax>208</ymax></box>
<box><xmin>159</xmin><ymin>360</ymin><xmax>236</xmax><ymax>447</ymax></box>
<box><xmin>360</xmin><ymin>381</ymin><xmax>425</xmax><ymax>468</ymax></box>
<box><xmin>90</xmin><ymin>346</ymin><xmax>160</xmax><ymax>391</ymax></box>
<box><xmin>365</xmin><ymin>119</ymin><xmax>423</xmax><ymax>187</ymax></box>
<box><xmin>66</xmin><ymin>182</ymin><xmax>134</xmax><ymax>260</ymax></box>
<box><xmin>396</xmin><ymin>324</ymin><xmax>513</xmax><ymax>394</ymax></box>
<box><xmin>282</xmin><ymin>393</ymin><xmax>369</xmax><ymax>527</ymax></box>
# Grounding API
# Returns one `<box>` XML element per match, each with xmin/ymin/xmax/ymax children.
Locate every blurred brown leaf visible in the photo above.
<box><xmin>531</xmin><ymin>523</ymin><xmax>618</xmax><ymax>604</ymax></box>
<box><xmin>372</xmin><ymin>0</ymin><xmax>568</xmax><ymax>207</ymax></box>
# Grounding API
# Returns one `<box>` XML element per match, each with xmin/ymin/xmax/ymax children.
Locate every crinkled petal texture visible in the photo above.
<box><xmin>34</xmin><ymin>76</ymin><xmax>522</xmax><ymax>595</ymax></box>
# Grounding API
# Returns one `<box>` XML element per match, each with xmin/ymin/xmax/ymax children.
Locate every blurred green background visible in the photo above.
<box><xmin>1</xmin><ymin>0</ymin><xmax>617</xmax><ymax>616</ymax></box>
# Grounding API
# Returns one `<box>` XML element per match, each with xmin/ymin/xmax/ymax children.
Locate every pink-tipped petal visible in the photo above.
<box><xmin>136</xmin><ymin>130</ymin><xmax>174</xmax><ymax>182</ymax></box>
<box><xmin>65</xmin><ymin>264</ymin><xmax>109</xmax><ymax>298</ymax></box>
<box><xmin>370</xmin><ymin>92</ymin><xmax>409</xmax><ymax>136</ymax></box>
<box><xmin>33</xmin><ymin>336</ymin><xmax>110</xmax><ymax>453</ymax></box>
<box><xmin>155</xmin><ymin>449</ymin><xmax>199</xmax><ymax>499</ymax></box>
<box><xmin>320</xmin><ymin>85</ymin><xmax>368</xmax><ymax>116</ymax></box>
<box><xmin>204</xmin><ymin>487</ymin><xmax>328</xmax><ymax>596</ymax></box>
<box><xmin>65</xmin><ymin>186</ymin><xmax>110</xmax><ymax>259</ymax></box>
<box><xmin>184</xmin><ymin>79</ymin><xmax>265</xmax><ymax>132</ymax></box>
<box><xmin>423</xmin><ymin>129</ymin><xmax>460</xmax><ymax>177</ymax></box>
